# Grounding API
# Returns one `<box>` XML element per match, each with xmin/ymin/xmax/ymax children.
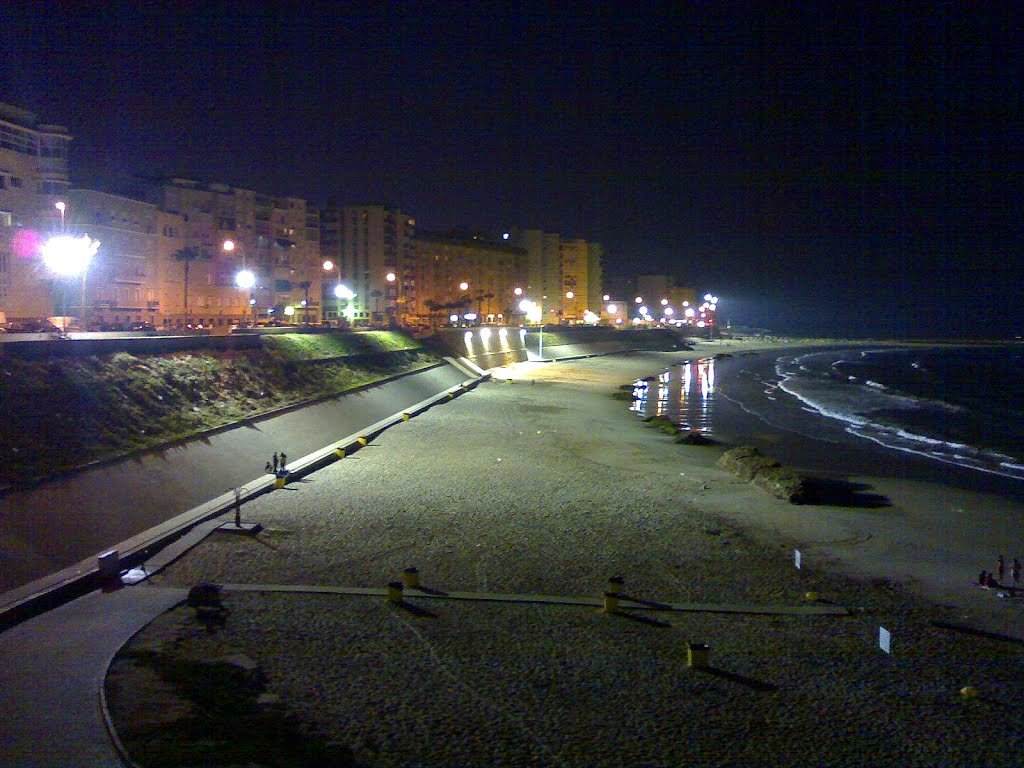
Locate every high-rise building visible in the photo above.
<box><xmin>320</xmin><ymin>205</ymin><xmax>415</xmax><ymax>327</ymax></box>
<box><xmin>508</xmin><ymin>229</ymin><xmax>603</xmax><ymax>324</ymax></box>
<box><xmin>0</xmin><ymin>102</ymin><xmax>72</xmax><ymax>320</ymax></box>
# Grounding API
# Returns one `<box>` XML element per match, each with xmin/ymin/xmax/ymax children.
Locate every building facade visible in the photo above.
<box><xmin>320</xmin><ymin>205</ymin><xmax>415</xmax><ymax>327</ymax></box>
<box><xmin>412</xmin><ymin>231</ymin><xmax>527</xmax><ymax>326</ymax></box>
<box><xmin>148</xmin><ymin>178</ymin><xmax>323</xmax><ymax>327</ymax></box>
<box><xmin>0</xmin><ymin>102</ymin><xmax>72</xmax><ymax>320</ymax></box>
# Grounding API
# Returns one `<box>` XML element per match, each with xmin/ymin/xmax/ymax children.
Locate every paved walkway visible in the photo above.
<box><xmin>0</xmin><ymin>584</ymin><xmax>186</xmax><ymax>767</ymax></box>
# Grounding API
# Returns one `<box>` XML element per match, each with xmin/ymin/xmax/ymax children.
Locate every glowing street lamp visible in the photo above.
<box><xmin>323</xmin><ymin>260</ymin><xmax>343</xmax><ymax>325</ymax></box>
<box><xmin>55</xmin><ymin>201</ymin><xmax>66</xmax><ymax>231</ymax></box>
<box><xmin>41</xmin><ymin>234</ymin><xmax>100</xmax><ymax>328</ymax></box>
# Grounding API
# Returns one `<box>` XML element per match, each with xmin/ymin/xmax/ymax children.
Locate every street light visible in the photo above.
<box><xmin>41</xmin><ymin>234</ymin><xmax>99</xmax><ymax>330</ymax></box>
<box><xmin>55</xmin><ymin>201</ymin><xmax>66</xmax><ymax>231</ymax></box>
<box><xmin>334</xmin><ymin>282</ymin><xmax>356</xmax><ymax>323</ymax></box>
<box><xmin>323</xmin><ymin>260</ymin><xmax>342</xmax><ymax>325</ymax></box>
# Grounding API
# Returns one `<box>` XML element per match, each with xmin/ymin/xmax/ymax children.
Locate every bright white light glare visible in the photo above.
<box><xmin>343</xmin><ymin>304</ymin><xmax>356</xmax><ymax>320</ymax></box>
<box><xmin>498</xmin><ymin>327</ymin><xmax>508</xmax><ymax>338</ymax></box>
<box><xmin>223</xmin><ymin>239</ymin><xmax>236</xmax><ymax>251</ymax></box>
<box><xmin>602</xmin><ymin>294</ymin><xmax>610</xmax><ymax>301</ymax></box>
<box><xmin>635</xmin><ymin>296</ymin><xmax>643</xmax><ymax>304</ymax></box>
<box><xmin>385</xmin><ymin>272</ymin><xmax>396</xmax><ymax>282</ymax></box>
<box><xmin>464</xmin><ymin>312</ymin><xmax>478</xmax><ymax>320</ymax></box>
<box><xmin>502</xmin><ymin>232</ymin><xmax>510</xmax><ymax>240</ymax></box>
<box><xmin>235</xmin><ymin>269</ymin><xmax>256</xmax><ymax>289</ymax></box>
<box><xmin>55</xmin><ymin>201</ymin><xmax>66</xmax><ymax>213</ymax></box>
<box><xmin>664</xmin><ymin>307</ymin><xmax>674</xmax><ymax>316</ymax></box>
<box><xmin>607</xmin><ymin>303</ymin><xmax>617</xmax><ymax>314</ymax></box>
<box><xmin>710</xmin><ymin>303</ymin><xmax>717</xmax><ymax>311</ymax></box>
<box><xmin>464</xmin><ymin>331</ymin><xmax>474</xmax><ymax>341</ymax></box>
<box><xmin>565</xmin><ymin>291</ymin><xmax>574</xmax><ymax>299</ymax></box>
<box><xmin>660</xmin><ymin>298</ymin><xmax>668</xmax><ymax>305</ymax></box>
<box><xmin>283</xmin><ymin>305</ymin><xmax>295</xmax><ymax>316</ymax></box>
<box><xmin>685</xmin><ymin>308</ymin><xmax>695</xmax><ymax>317</ymax></box>
<box><xmin>41</xmin><ymin>234</ymin><xmax>99</xmax><ymax>276</ymax></box>
<box><xmin>513</xmin><ymin>287</ymin><xmax>523</xmax><ymax>296</ymax></box>
<box><xmin>480</xmin><ymin>327</ymin><xmax>492</xmax><ymax>341</ymax></box>
<box><xmin>704</xmin><ymin>293</ymin><xmax>713</xmax><ymax>301</ymax></box>
<box><xmin>519</xmin><ymin>328</ymin><xmax>527</xmax><ymax>338</ymax></box>
<box><xmin>697</xmin><ymin>320</ymin><xmax>706</xmax><ymax>327</ymax></box>
<box><xmin>334</xmin><ymin>284</ymin><xmax>354</xmax><ymax>299</ymax></box>
<box><xmin>583</xmin><ymin>310</ymin><xmax>599</xmax><ymax>324</ymax></box>
<box><xmin>459</xmin><ymin>281</ymin><xmax>469</xmax><ymax>290</ymax></box>
<box><xmin>249</xmin><ymin>298</ymin><xmax>256</xmax><ymax>306</ymax></box>
<box><xmin>323</xmin><ymin>260</ymin><xmax>334</xmax><ymax>271</ymax></box>
<box><xmin>450</xmin><ymin>314</ymin><xmax>459</xmax><ymax>323</ymax></box>
<box><xmin>638</xmin><ymin>305</ymin><xmax>648</xmax><ymax>315</ymax></box>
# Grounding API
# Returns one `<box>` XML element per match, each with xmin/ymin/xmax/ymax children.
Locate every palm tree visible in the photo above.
<box><xmin>299</xmin><ymin>280</ymin><xmax>312</xmax><ymax>323</ymax></box>
<box><xmin>172</xmin><ymin>247</ymin><xmax>200</xmax><ymax>318</ymax></box>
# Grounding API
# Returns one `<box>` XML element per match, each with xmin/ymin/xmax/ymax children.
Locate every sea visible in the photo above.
<box><xmin>630</xmin><ymin>344</ymin><xmax>1024</xmax><ymax>490</ymax></box>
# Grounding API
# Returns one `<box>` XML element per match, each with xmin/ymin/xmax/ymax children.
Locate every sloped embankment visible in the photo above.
<box><xmin>0</xmin><ymin>332</ymin><xmax>438</xmax><ymax>485</ymax></box>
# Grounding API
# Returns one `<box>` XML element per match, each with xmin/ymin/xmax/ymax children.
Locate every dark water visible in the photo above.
<box><xmin>630</xmin><ymin>345</ymin><xmax>1024</xmax><ymax>501</ymax></box>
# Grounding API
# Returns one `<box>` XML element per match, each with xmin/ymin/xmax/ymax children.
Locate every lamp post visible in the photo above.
<box><xmin>41</xmin><ymin>234</ymin><xmax>100</xmax><ymax>332</ymax></box>
<box><xmin>323</xmin><ymin>260</ymin><xmax>341</xmax><ymax>325</ymax></box>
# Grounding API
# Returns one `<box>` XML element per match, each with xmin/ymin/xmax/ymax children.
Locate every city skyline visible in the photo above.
<box><xmin>3</xmin><ymin>3</ymin><xmax>1021</xmax><ymax>337</ymax></box>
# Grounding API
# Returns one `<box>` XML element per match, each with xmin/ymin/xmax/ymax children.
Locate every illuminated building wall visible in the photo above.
<box><xmin>413</xmin><ymin>232</ymin><xmax>527</xmax><ymax>325</ymax></box>
<box><xmin>0</xmin><ymin>102</ymin><xmax>72</xmax><ymax>319</ymax></box>
<box><xmin>320</xmin><ymin>205</ymin><xmax>415</xmax><ymax>326</ymax></box>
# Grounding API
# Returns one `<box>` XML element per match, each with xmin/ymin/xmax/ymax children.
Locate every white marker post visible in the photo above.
<box><xmin>879</xmin><ymin>626</ymin><xmax>892</xmax><ymax>654</ymax></box>
<box><xmin>794</xmin><ymin>549</ymin><xmax>802</xmax><ymax>569</ymax></box>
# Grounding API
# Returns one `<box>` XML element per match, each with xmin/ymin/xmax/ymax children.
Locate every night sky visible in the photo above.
<box><xmin>3</xmin><ymin>2</ymin><xmax>1021</xmax><ymax>337</ymax></box>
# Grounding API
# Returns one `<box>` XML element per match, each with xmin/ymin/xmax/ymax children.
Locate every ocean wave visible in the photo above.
<box><xmin>774</xmin><ymin>349</ymin><xmax>1024</xmax><ymax>482</ymax></box>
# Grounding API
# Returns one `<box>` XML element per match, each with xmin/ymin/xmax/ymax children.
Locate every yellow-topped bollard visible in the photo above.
<box><xmin>334</xmin><ymin>447</ymin><xmax>347</xmax><ymax>459</ymax></box>
<box><xmin>274</xmin><ymin>474</ymin><xmax>287</xmax><ymax>489</ymax></box>
<box><xmin>402</xmin><ymin>567</ymin><xmax>420</xmax><ymax>588</ymax></box>
<box><xmin>960</xmin><ymin>686</ymin><xmax>979</xmax><ymax>699</ymax></box>
<box><xmin>357</xmin><ymin>436</ymin><xmax>368</xmax><ymax>446</ymax></box>
<box><xmin>804</xmin><ymin>591</ymin><xmax>818</xmax><ymax>603</ymax></box>
<box><xmin>386</xmin><ymin>581</ymin><xmax>404</xmax><ymax>604</ymax></box>
<box><xmin>687</xmin><ymin>643</ymin><xmax>709</xmax><ymax>669</ymax></box>
<box><xmin>402</xmin><ymin>412</ymin><xmax>411</xmax><ymax>421</ymax></box>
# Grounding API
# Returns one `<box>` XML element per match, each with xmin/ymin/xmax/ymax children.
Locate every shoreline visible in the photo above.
<box><xmin>112</xmin><ymin>338</ymin><xmax>1024</xmax><ymax>765</ymax></box>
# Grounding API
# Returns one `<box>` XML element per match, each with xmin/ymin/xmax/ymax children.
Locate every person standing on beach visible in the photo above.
<box><xmin>272</xmin><ymin>452</ymin><xmax>279</xmax><ymax>472</ymax></box>
<box><xmin>997</xmin><ymin>554</ymin><xmax>1005</xmax><ymax>583</ymax></box>
<box><xmin>1012</xmin><ymin>558</ymin><xmax>1021</xmax><ymax>587</ymax></box>
<box><xmin>280</xmin><ymin>450</ymin><xmax>287</xmax><ymax>470</ymax></box>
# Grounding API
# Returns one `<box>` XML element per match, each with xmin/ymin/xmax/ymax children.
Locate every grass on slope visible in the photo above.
<box><xmin>0</xmin><ymin>336</ymin><xmax>438</xmax><ymax>484</ymax></box>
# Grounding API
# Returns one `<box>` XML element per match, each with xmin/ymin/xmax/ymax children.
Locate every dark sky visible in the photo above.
<box><xmin>3</xmin><ymin>2</ymin><xmax>1021</xmax><ymax>337</ymax></box>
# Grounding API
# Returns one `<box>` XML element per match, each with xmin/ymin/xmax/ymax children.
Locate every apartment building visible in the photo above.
<box><xmin>62</xmin><ymin>189</ymin><xmax>186</xmax><ymax>327</ymax></box>
<box><xmin>0</xmin><ymin>102</ymin><xmax>72</xmax><ymax>320</ymax></box>
<box><xmin>320</xmin><ymin>205</ymin><xmax>415</xmax><ymax>327</ymax></box>
<box><xmin>413</xmin><ymin>231</ymin><xmax>527</xmax><ymax>325</ymax></box>
<box><xmin>148</xmin><ymin>178</ymin><xmax>323</xmax><ymax>327</ymax></box>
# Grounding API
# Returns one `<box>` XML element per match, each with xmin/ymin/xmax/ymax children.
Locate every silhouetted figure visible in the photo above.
<box><xmin>265</xmin><ymin>461</ymin><xmax>273</xmax><ymax>473</ymax></box>
<box><xmin>272</xmin><ymin>452</ymin><xmax>279</xmax><ymax>472</ymax></box>
<box><xmin>985</xmin><ymin>573</ymin><xmax>1000</xmax><ymax>589</ymax></box>
<box><xmin>280</xmin><ymin>450</ymin><xmax>287</xmax><ymax>469</ymax></box>
<box><xmin>997</xmin><ymin>554</ymin><xmax>1006</xmax><ymax>583</ymax></box>
<box><xmin>1012</xmin><ymin>558</ymin><xmax>1021</xmax><ymax>587</ymax></box>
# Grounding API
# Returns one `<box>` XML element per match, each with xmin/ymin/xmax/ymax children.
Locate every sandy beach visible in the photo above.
<box><xmin>112</xmin><ymin>339</ymin><xmax>1024</xmax><ymax>766</ymax></box>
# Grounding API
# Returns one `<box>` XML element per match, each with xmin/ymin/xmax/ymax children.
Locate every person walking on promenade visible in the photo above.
<box><xmin>1012</xmin><ymin>558</ymin><xmax>1021</xmax><ymax>587</ymax></box>
<box><xmin>996</xmin><ymin>554</ymin><xmax>1005</xmax><ymax>583</ymax></box>
<box><xmin>272</xmin><ymin>452</ymin><xmax>279</xmax><ymax>472</ymax></box>
<box><xmin>280</xmin><ymin>450</ymin><xmax>287</xmax><ymax>470</ymax></box>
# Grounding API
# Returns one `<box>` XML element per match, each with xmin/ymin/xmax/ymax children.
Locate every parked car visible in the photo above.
<box><xmin>5</xmin><ymin>319</ymin><xmax>60</xmax><ymax>333</ymax></box>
